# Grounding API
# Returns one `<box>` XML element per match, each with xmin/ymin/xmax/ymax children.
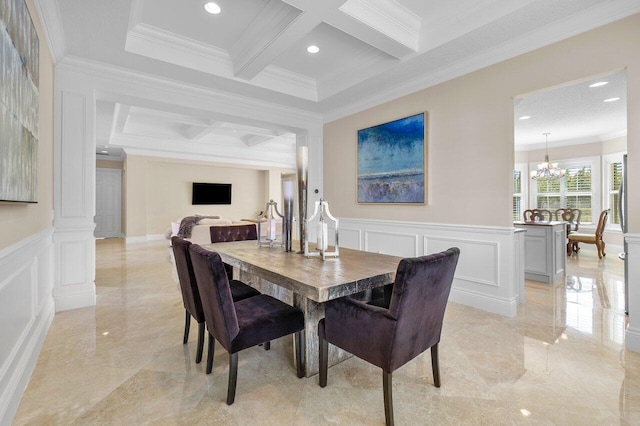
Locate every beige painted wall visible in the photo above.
<box><xmin>0</xmin><ymin>0</ymin><xmax>54</xmax><ymax>250</ymax></box>
<box><xmin>325</xmin><ymin>14</ymin><xmax>640</xmax><ymax>232</ymax></box>
<box><xmin>124</xmin><ymin>156</ymin><xmax>275</xmax><ymax>237</ymax></box>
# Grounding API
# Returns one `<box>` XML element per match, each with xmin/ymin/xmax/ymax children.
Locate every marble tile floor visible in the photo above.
<box><xmin>13</xmin><ymin>239</ymin><xmax>640</xmax><ymax>425</ymax></box>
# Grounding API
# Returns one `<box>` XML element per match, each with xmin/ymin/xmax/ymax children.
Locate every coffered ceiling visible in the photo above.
<box><xmin>38</xmin><ymin>0</ymin><xmax>639</xmax><ymax>164</ymax></box>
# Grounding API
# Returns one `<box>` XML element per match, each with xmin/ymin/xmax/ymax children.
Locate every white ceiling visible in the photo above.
<box><xmin>515</xmin><ymin>70</ymin><xmax>627</xmax><ymax>150</ymax></box>
<box><xmin>39</xmin><ymin>0</ymin><xmax>638</xmax><ymax>164</ymax></box>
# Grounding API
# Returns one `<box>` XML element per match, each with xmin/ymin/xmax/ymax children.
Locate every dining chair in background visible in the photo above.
<box><xmin>555</xmin><ymin>208</ymin><xmax>582</xmax><ymax>253</ymax></box>
<box><xmin>568</xmin><ymin>209</ymin><xmax>610</xmax><ymax>259</ymax></box>
<box><xmin>555</xmin><ymin>208</ymin><xmax>581</xmax><ymax>232</ymax></box>
<box><xmin>523</xmin><ymin>208</ymin><xmax>552</xmax><ymax>222</ymax></box>
<box><xmin>318</xmin><ymin>247</ymin><xmax>460</xmax><ymax>426</ymax></box>
<box><xmin>171</xmin><ymin>237</ymin><xmax>260</xmax><ymax>364</ymax></box>
<box><xmin>189</xmin><ymin>244</ymin><xmax>305</xmax><ymax>405</ymax></box>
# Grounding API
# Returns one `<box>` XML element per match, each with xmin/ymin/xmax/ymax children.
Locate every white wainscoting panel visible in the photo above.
<box><xmin>339</xmin><ymin>218</ymin><xmax>523</xmax><ymax>317</ymax></box>
<box><xmin>0</xmin><ymin>228</ymin><xmax>54</xmax><ymax>425</ymax></box>
<box><xmin>365</xmin><ymin>230</ymin><xmax>418</xmax><ymax>257</ymax></box>
<box><xmin>53</xmin><ymin>227</ymin><xmax>96</xmax><ymax>312</ymax></box>
<box><xmin>338</xmin><ymin>227</ymin><xmax>362</xmax><ymax>251</ymax></box>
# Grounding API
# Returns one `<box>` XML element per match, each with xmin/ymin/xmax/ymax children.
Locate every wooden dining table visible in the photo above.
<box><xmin>201</xmin><ymin>240</ymin><xmax>403</xmax><ymax>376</ymax></box>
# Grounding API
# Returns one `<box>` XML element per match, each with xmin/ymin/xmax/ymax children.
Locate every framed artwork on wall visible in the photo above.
<box><xmin>357</xmin><ymin>112</ymin><xmax>427</xmax><ymax>204</ymax></box>
<box><xmin>0</xmin><ymin>0</ymin><xmax>40</xmax><ymax>203</ymax></box>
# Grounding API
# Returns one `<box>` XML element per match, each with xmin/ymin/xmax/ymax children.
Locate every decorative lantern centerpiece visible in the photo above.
<box><xmin>257</xmin><ymin>200</ymin><xmax>284</xmax><ymax>248</ymax></box>
<box><xmin>304</xmin><ymin>199</ymin><xmax>339</xmax><ymax>260</ymax></box>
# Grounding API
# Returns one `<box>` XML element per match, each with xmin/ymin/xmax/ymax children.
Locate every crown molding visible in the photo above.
<box><xmin>57</xmin><ymin>56</ymin><xmax>323</xmax><ymax>131</ymax></box>
<box><xmin>339</xmin><ymin>0</ymin><xmax>420</xmax><ymax>51</ymax></box>
<box><xmin>125</xmin><ymin>23</ymin><xmax>318</xmax><ymax>101</ymax></box>
<box><xmin>323</xmin><ymin>0</ymin><xmax>640</xmax><ymax>123</ymax></box>
<box><xmin>32</xmin><ymin>0</ymin><xmax>67</xmax><ymax>63</ymax></box>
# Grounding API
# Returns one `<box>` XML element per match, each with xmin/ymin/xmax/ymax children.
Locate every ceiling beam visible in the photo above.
<box><xmin>111</xmin><ymin>103</ymin><xmax>131</xmax><ymax>136</ymax></box>
<box><xmin>242</xmin><ymin>134</ymin><xmax>273</xmax><ymax>147</ymax></box>
<box><xmin>230</xmin><ymin>0</ymin><xmax>418</xmax><ymax>81</ymax></box>
<box><xmin>184</xmin><ymin>121</ymin><xmax>224</xmax><ymax>140</ymax></box>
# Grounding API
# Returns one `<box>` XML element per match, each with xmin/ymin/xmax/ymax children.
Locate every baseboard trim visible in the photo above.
<box><xmin>54</xmin><ymin>288</ymin><xmax>97</xmax><ymax>312</ymax></box>
<box><xmin>626</xmin><ymin>326</ymin><xmax>640</xmax><ymax>352</ymax></box>
<box><xmin>126</xmin><ymin>234</ymin><xmax>166</xmax><ymax>244</ymax></box>
<box><xmin>450</xmin><ymin>286</ymin><xmax>518</xmax><ymax>317</ymax></box>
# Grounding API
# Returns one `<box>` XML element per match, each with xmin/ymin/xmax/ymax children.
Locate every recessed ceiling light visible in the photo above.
<box><xmin>604</xmin><ymin>97</ymin><xmax>620</xmax><ymax>102</ymax></box>
<box><xmin>519</xmin><ymin>116</ymin><xmax>532</xmax><ymax>120</ymax></box>
<box><xmin>100</xmin><ymin>150</ymin><xmax>108</xmax><ymax>154</ymax></box>
<box><xmin>589</xmin><ymin>81</ymin><xmax>608</xmax><ymax>88</ymax></box>
<box><xmin>204</xmin><ymin>2</ymin><xmax>221</xmax><ymax>14</ymax></box>
<box><xmin>307</xmin><ymin>45</ymin><xmax>320</xmax><ymax>54</ymax></box>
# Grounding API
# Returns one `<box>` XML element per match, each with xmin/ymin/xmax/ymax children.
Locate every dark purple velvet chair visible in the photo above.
<box><xmin>318</xmin><ymin>247</ymin><xmax>460</xmax><ymax>426</ymax></box>
<box><xmin>171</xmin><ymin>236</ymin><xmax>259</xmax><ymax>364</ymax></box>
<box><xmin>189</xmin><ymin>244</ymin><xmax>305</xmax><ymax>405</ymax></box>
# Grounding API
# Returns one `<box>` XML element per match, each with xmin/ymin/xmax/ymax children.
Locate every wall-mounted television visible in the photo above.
<box><xmin>192</xmin><ymin>183</ymin><xmax>232</xmax><ymax>205</ymax></box>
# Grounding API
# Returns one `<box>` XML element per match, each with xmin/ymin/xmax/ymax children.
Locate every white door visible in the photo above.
<box><xmin>95</xmin><ymin>168</ymin><xmax>122</xmax><ymax>238</ymax></box>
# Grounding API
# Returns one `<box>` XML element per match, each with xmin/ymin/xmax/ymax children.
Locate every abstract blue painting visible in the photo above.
<box><xmin>357</xmin><ymin>113</ymin><xmax>426</xmax><ymax>204</ymax></box>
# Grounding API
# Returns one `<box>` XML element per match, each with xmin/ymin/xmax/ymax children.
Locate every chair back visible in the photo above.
<box><xmin>210</xmin><ymin>224</ymin><xmax>257</xmax><ymax>243</ymax></box>
<box><xmin>171</xmin><ymin>237</ymin><xmax>204</xmax><ymax>323</ymax></box>
<box><xmin>189</xmin><ymin>244</ymin><xmax>239</xmax><ymax>349</ymax></box>
<box><xmin>555</xmin><ymin>208</ymin><xmax>581</xmax><ymax>231</ymax></box>
<box><xmin>387</xmin><ymin>248</ymin><xmax>460</xmax><ymax>361</ymax></box>
<box><xmin>523</xmin><ymin>209</ymin><xmax>552</xmax><ymax>222</ymax></box>
<box><xmin>595</xmin><ymin>209</ymin><xmax>610</xmax><ymax>238</ymax></box>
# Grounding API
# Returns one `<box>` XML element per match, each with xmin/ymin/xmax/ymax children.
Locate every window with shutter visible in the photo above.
<box><xmin>513</xmin><ymin>170</ymin><xmax>521</xmax><ymax>221</ymax></box>
<box><xmin>604</xmin><ymin>154</ymin><xmax>624</xmax><ymax>226</ymax></box>
<box><xmin>513</xmin><ymin>164</ymin><xmax>527</xmax><ymax>221</ymax></box>
<box><xmin>530</xmin><ymin>157</ymin><xmax>600</xmax><ymax>224</ymax></box>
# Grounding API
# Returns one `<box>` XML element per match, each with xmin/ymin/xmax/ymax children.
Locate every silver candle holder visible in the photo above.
<box><xmin>257</xmin><ymin>200</ymin><xmax>284</xmax><ymax>248</ymax></box>
<box><xmin>281</xmin><ymin>173</ymin><xmax>296</xmax><ymax>252</ymax></box>
<box><xmin>304</xmin><ymin>199</ymin><xmax>339</xmax><ymax>260</ymax></box>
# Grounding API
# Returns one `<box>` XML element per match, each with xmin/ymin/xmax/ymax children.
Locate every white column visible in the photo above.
<box><xmin>52</xmin><ymin>70</ymin><xmax>96</xmax><ymax>311</ymax></box>
<box><xmin>625</xmin><ymin>234</ymin><xmax>640</xmax><ymax>352</ymax></box>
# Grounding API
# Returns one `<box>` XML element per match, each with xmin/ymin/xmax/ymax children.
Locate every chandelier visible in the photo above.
<box><xmin>531</xmin><ymin>133</ymin><xmax>566</xmax><ymax>180</ymax></box>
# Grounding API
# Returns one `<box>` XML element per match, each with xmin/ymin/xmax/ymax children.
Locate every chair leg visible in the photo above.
<box><xmin>206</xmin><ymin>332</ymin><xmax>215</xmax><ymax>374</ymax></box>
<box><xmin>195</xmin><ymin>322</ymin><xmax>205</xmax><ymax>364</ymax></box>
<box><xmin>227</xmin><ymin>353</ymin><xmax>238</xmax><ymax>405</ymax></box>
<box><xmin>263</xmin><ymin>341</ymin><xmax>271</xmax><ymax>351</ymax></box>
<box><xmin>431</xmin><ymin>344</ymin><xmax>441</xmax><ymax>388</ymax></box>
<box><xmin>319</xmin><ymin>335</ymin><xmax>328</xmax><ymax>387</ymax></box>
<box><xmin>183</xmin><ymin>310</ymin><xmax>190</xmax><ymax>344</ymax></box>
<box><xmin>383</xmin><ymin>371</ymin><xmax>394</xmax><ymax>426</ymax></box>
<box><xmin>295</xmin><ymin>330</ymin><xmax>305</xmax><ymax>379</ymax></box>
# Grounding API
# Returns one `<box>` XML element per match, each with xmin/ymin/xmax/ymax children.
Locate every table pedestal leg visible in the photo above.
<box><xmin>238</xmin><ymin>270</ymin><xmax>352</xmax><ymax>377</ymax></box>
